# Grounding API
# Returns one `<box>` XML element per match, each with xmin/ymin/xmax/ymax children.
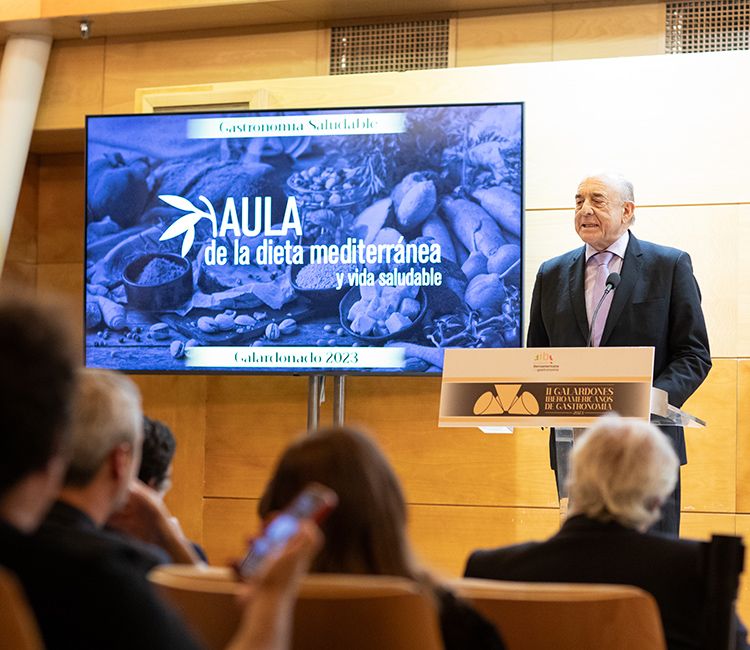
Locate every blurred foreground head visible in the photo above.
<box><xmin>0</xmin><ymin>292</ymin><xmax>78</xmax><ymax>528</ymax></box>
<box><xmin>260</xmin><ymin>426</ymin><xmax>416</xmax><ymax>577</ymax></box>
<box><xmin>568</xmin><ymin>415</ymin><xmax>678</xmax><ymax>531</ymax></box>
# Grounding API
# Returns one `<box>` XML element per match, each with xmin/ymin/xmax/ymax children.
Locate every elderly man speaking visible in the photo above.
<box><xmin>526</xmin><ymin>173</ymin><xmax>711</xmax><ymax>536</ymax></box>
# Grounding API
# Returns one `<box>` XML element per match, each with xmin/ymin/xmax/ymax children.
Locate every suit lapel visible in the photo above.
<box><xmin>567</xmin><ymin>248</ymin><xmax>589</xmax><ymax>342</ymax></box>
<box><xmin>600</xmin><ymin>232</ymin><xmax>642</xmax><ymax>346</ymax></box>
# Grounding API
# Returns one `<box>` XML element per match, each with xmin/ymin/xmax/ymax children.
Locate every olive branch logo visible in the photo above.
<box><xmin>158</xmin><ymin>195</ymin><xmax>218</xmax><ymax>257</ymax></box>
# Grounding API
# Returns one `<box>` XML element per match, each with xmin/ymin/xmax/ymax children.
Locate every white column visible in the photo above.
<box><xmin>0</xmin><ymin>34</ymin><xmax>52</xmax><ymax>275</ymax></box>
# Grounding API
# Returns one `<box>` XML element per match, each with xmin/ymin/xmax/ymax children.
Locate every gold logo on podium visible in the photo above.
<box><xmin>473</xmin><ymin>384</ymin><xmax>540</xmax><ymax>416</ymax></box>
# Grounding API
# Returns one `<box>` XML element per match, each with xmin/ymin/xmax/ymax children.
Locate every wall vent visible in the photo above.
<box><xmin>153</xmin><ymin>102</ymin><xmax>250</xmax><ymax>113</ymax></box>
<box><xmin>329</xmin><ymin>19</ymin><xmax>450</xmax><ymax>75</ymax></box>
<box><xmin>666</xmin><ymin>1</ymin><xmax>749</xmax><ymax>53</ymax></box>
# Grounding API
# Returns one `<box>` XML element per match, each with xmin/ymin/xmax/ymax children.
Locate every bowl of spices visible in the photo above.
<box><xmin>287</xmin><ymin>164</ymin><xmax>369</xmax><ymax>246</ymax></box>
<box><xmin>122</xmin><ymin>253</ymin><xmax>192</xmax><ymax>311</ymax></box>
<box><xmin>290</xmin><ymin>249</ymin><xmax>354</xmax><ymax>313</ymax></box>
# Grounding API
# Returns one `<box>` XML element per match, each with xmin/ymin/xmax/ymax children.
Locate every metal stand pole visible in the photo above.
<box><xmin>307</xmin><ymin>375</ymin><xmax>324</xmax><ymax>431</ymax></box>
<box><xmin>333</xmin><ymin>375</ymin><xmax>346</xmax><ymax>426</ymax></box>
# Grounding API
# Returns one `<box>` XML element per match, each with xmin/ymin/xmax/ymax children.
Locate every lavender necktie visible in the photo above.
<box><xmin>589</xmin><ymin>251</ymin><xmax>614</xmax><ymax>347</ymax></box>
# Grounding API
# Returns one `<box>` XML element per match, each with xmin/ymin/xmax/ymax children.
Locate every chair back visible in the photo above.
<box><xmin>293</xmin><ymin>574</ymin><xmax>443</xmax><ymax>650</ymax></box>
<box><xmin>149</xmin><ymin>565</ymin><xmax>241</xmax><ymax>650</ymax></box>
<box><xmin>702</xmin><ymin>534</ymin><xmax>745</xmax><ymax>650</ymax></box>
<box><xmin>0</xmin><ymin>566</ymin><xmax>44</xmax><ymax>650</ymax></box>
<box><xmin>453</xmin><ymin>578</ymin><xmax>666</xmax><ymax>650</ymax></box>
<box><xmin>149</xmin><ymin>566</ymin><xmax>443</xmax><ymax>650</ymax></box>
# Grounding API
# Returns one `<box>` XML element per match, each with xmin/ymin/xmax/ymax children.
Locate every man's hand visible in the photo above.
<box><xmin>107</xmin><ymin>479</ymin><xmax>202</xmax><ymax>565</ymax></box>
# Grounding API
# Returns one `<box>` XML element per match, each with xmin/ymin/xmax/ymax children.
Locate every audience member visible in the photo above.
<box><xmin>0</xmin><ymin>293</ymin><xmax>321</xmax><ymax>650</ymax></box>
<box><xmin>34</xmin><ymin>369</ymin><xmax>199</xmax><ymax>573</ymax></box>
<box><xmin>109</xmin><ymin>414</ymin><xmax>208</xmax><ymax>561</ymax></box>
<box><xmin>139</xmin><ymin>415</ymin><xmax>176</xmax><ymax>495</ymax></box>
<box><xmin>260</xmin><ymin>426</ymin><xmax>506</xmax><ymax>650</ymax></box>
<box><xmin>464</xmin><ymin>415</ymin><xmax>748</xmax><ymax>650</ymax></box>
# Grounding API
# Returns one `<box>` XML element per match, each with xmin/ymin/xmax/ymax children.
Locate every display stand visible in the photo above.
<box><xmin>307</xmin><ymin>374</ymin><xmax>346</xmax><ymax>431</ymax></box>
<box><xmin>333</xmin><ymin>375</ymin><xmax>345</xmax><ymax>427</ymax></box>
<box><xmin>307</xmin><ymin>375</ymin><xmax>324</xmax><ymax>431</ymax></box>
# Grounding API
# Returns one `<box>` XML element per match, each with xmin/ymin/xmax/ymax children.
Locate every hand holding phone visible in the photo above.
<box><xmin>237</xmin><ymin>483</ymin><xmax>337</xmax><ymax>578</ymax></box>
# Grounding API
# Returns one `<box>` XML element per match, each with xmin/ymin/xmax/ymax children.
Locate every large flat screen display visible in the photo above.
<box><xmin>85</xmin><ymin>103</ymin><xmax>523</xmax><ymax>374</ymax></box>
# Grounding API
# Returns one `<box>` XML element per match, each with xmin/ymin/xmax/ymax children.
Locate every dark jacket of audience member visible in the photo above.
<box><xmin>260</xmin><ymin>426</ymin><xmax>506</xmax><ymax>650</ymax></box>
<box><xmin>2</xmin><ymin>517</ymin><xmax>201</xmax><ymax>650</ymax></box>
<box><xmin>464</xmin><ymin>416</ymin><xmax>748</xmax><ymax>650</ymax></box>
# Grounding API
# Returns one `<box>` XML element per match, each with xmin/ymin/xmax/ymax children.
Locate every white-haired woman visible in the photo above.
<box><xmin>464</xmin><ymin>415</ymin><xmax>748</xmax><ymax>650</ymax></box>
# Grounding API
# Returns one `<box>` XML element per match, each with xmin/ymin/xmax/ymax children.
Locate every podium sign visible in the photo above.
<box><xmin>439</xmin><ymin>347</ymin><xmax>654</xmax><ymax>428</ymax></box>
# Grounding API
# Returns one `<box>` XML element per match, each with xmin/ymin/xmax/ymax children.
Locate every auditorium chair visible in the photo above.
<box><xmin>0</xmin><ymin>566</ymin><xmax>44</xmax><ymax>650</ymax></box>
<box><xmin>149</xmin><ymin>566</ymin><xmax>443</xmax><ymax>650</ymax></box>
<box><xmin>453</xmin><ymin>578</ymin><xmax>667</xmax><ymax>650</ymax></box>
<box><xmin>703</xmin><ymin>534</ymin><xmax>745</xmax><ymax>650</ymax></box>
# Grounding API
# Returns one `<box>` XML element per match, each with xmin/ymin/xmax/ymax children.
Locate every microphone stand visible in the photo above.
<box><xmin>587</xmin><ymin>272</ymin><xmax>621</xmax><ymax>347</ymax></box>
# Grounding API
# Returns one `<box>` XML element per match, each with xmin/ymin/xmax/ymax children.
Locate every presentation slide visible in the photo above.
<box><xmin>85</xmin><ymin>103</ymin><xmax>522</xmax><ymax>374</ymax></box>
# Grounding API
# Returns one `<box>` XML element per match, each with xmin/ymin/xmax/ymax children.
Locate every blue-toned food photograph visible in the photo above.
<box><xmin>84</xmin><ymin>103</ymin><xmax>523</xmax><ymax>374</ymax></box>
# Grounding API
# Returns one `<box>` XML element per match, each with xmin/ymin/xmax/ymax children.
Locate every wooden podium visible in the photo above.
<box><xmin>438</xmin><ymin>347</ymin><xmax>706</xmax><ymax>505</ymax></box>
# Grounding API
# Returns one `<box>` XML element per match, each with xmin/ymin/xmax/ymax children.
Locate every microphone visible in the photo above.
<box><xmin>587</xmin><ymin>272</ymin><xmax>621</xmax><ymax>347</ymax></box>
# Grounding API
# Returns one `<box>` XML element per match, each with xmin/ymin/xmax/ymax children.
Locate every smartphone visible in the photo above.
<box><xmin>237</xmin><ymin>482</ymin><xmax>337</xmax><ymax>578</ymax></box>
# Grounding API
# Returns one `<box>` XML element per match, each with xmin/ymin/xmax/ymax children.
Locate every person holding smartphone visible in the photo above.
<box><xmin>259</xmin><ymin>426</ymin><xmax>506</xmax><ymax>650</ymax></box>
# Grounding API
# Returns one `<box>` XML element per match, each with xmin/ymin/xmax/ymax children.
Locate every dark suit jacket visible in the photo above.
<box><xmin>527</xmin><ymin>232</ymin><xmax>711</xmax><ymax>463</ymax></box>
<box><xmin>464</xmin><ymin>515</ymin><xmax>747</xmax><ymax>650</ymax></box>
<box><xmin>0</xmin><ymin>503</ymin><xmax>203</xmax><ymax>650</ymax></box>
<box><xmin>36</xmin><ymin>500</ymin><xmax>170</xmax><ymax>575</ymax></box>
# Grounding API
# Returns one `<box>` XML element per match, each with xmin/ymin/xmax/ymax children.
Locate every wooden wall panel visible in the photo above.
<box><xmin>203</xmin><ymin>497</ymin><xmax>258</xmax><ymax>565</ymax></box>
<box><xmin>0</xmin><ymin>1</ymin><xmax>40</xmax><ymax>21</ymax></box>
<box><xmin>736</xmin><ymin>361</ymin><xmax>750</xmax><ymax>513</ymax></box>
<box><xmin>680</xmin><ymin>512</ymin><xmax>737</xmax><ymax>539</ymax></box>
<box><xmin>737</xmin><ymin>205</ymin><xmax>750</xmax><ymax>357</ymax></box>
<box><xmin>35</xmin><ymin>262</ymin><xmax>83</xmax><ymax>340</ymax></box>
<box><xmin>38</xmin><ymin>154</ymin><xmax>84</xmax><ymax>264</ymax></box>
<box><xmin>134</xmin><ymin>375</ymin><xmax>208</xmax><ymax>542</ymax></box>
<box><xmin>5</xmin><ymin>156</ymin><xmax>39</xmax><ymax>266</ymax></box>
<box><xmin>681</xmin><ymin>360</ymin><xmax>737</xmax><ymax>514</ymax></box>
<box><xmin>0</xmin><ymin>262</ymin><xmax>36</xmax><ymax>290</ymax></box>
<box><xmin>456</xmin><ymin>8</ymin><xmax>553</xmax><ymax>67</ymax></box>
<box><xmin>346</xmin><ymin>377</ymin><xmax>558</xmax><ymax>507</ymax></box>
<box><xmin>409</xmin><ymin>504</ymin><xmax>559</xmax><ymax>576</ymax></box>
<box><xmin>202</xmin><ymin>496</ymin><xmax>560</xmax><ymax>576</ymax></box>
<box><xmin>35</xmin><ymin>39</ymin><xmax>105</xmax><ymax>131</ymax></box>
<box><xmin>552</xmin><ymin>2</ymin><xmax>664</xmax><ymax>60</ymax></box>
<box><xmin>203</xmin><ymin>375</ymin><xmax>317</xmax><ymax>497</ymax></box>
<box><xmin>102</xmin><ymin>24</ymin><xmax>320</xmax><ymax>114</ymax></box>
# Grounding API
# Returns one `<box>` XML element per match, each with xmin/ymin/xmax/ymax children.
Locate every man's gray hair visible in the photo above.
<box><xmin>589</xmin><ymin>172</ymin><xmax>635</xmax><ymax>203</ymax></box>
<box><xmin>65</xmin><ymin>368</ymin><xmax>142</xmax><ymax>487</ymax></box>
<box><xmin>567</xmin><ymin>415</ymin><xmax>678</xmax><ymax>530</ymax></box>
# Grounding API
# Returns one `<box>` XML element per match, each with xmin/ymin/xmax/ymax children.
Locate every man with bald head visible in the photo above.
<box><xmin>527</xmin><ymin>173</ymin><xmax>711</xmax><ymax>536</ymax></box>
